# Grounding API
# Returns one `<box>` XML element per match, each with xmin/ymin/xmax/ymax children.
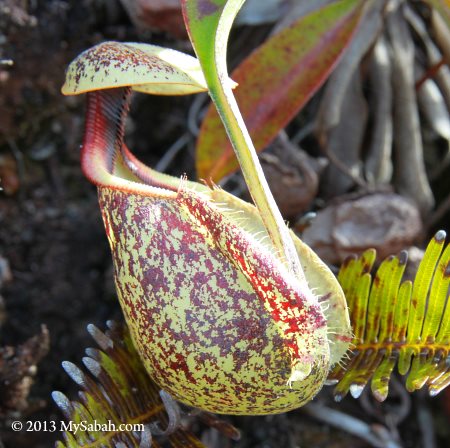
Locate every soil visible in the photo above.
<box><xmin>0</xmin><ymin>1</ymin><xmax>449</xmax><ymax>447</ymax></box>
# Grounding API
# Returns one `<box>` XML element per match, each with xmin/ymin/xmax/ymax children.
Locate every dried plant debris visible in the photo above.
<box><xmin>119</xmin><ymin>0</ymin><xmax>186</xmax><ymax>37</ymax></box>
<box><xmin>302</xmin><ymin>192</ymin><xmax>422</xmax><ymax>265</ymax></box>
<box><xmin>388</xmin><ymin>5</ymin><xmax>435</xmax><ymax>214</ymax></box>
<box><xmin>0</xmin><ymin>264</ymin><xmax>10</xmax><ymax>300</ymax></box>
<box><xmin>320</xmin><ymin>68</ymin><xmax>368</xmax><ymax>197</ymax></box>
<box><xmin>54</xmin><ymin>321</ymin><xmax>239</xmax><ymax>448</ymax></box>
<box><xmin>329</xmin><ymin>231</ymin><xmax>450</xmax><ymax>402</ymax></box>
<box><xmin>0</xmin><ymin>153</ymin><xmax>20</xmax><ymax>196</ymax></box>
<box><xmin>0</xmin><ymin>326</ymin><xmax>49</xmax><ymax>416</ymax></box>
<box><xmin>315</xmin><ymin>0</ymin><xmax>384</xmax><ymax>139</ymax></box>
<box><xmin>365</xmin><ymin>34</ymin><xmax>393</xmax><ymax>185</ymax></box>
<box><xmin>313</xmin><ymin>0</ymin><xmax>450</xmax><ymax>216</ymax></box>
<box><xmin>259</xmin><ymin>132</ymin><xmax>326</xmax><ymax>218</ymax></box>
<box><xmin>0</xmin><ymin>0</ymin><xmax>37</xmax><ymax>28</ymax></box>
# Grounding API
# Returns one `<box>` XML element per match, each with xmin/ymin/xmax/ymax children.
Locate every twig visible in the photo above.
<box><xmin>322</xmin><ymin>145</ymin><xmax>367</xmax><ymax>188</ymax></box>
<box><xmin>187</xmin><ymin>92</ymin><xmax>208</xmax><ymax>136</ymax></box>
<box><xmin>387</xmin><ymin>376</ymin><xmax>411</xmax><ymax>426</ymax></box>
<box><xmin>291</xmin><ymin>121</ymin><xmax>316</xmax><ymax>145</ymax></box>
<box><xmin>149</xmin><ymin>390</ymin><xmax>181</xmax><ymax>437</ymax></box>
<box><xmin>302</xmin><ymin>403</ymin><xmax>402</xmax><ymax>448</ymax></box>
<box><xmin>6</xmin><ymin>138</ymin><xmax>26</xmax><ymax>202</ymax></box>
<box><xmin>425</xmin><ymin>190</ymin><xmax>450</xmax><ymax>230</ymax></box>
<box><xmin>315</xmin><ymin>0</ymin><xmax>384</xmax><ymax>135</ymax></box>
<box><xmin>358</xmin><ymin>377</ymin><xmax>409</xmax><ymax>445</ymax></box>
<box><xmin>155</xmin><ymin>132</ymin><xmax>191</xmax><ymax>172</ymax></box>
<box><xmin>416</xmin><ymin>391</ymin><xmax>437</xmax><ymax>448</ymax></box>
<box><xmin>415</xmin><ymin>60</ymin><xmax>446</xmax><ymax>90</ymax></box>
<box><xmin>405</xmin><ymin>4</ymin><xmax>450</xmax><ymax>111</ymax></box>
<box><xmin>195</xmin><ymin>410</ymin><xmax>241</xmax><ymax>441</ymax></box>
<box><xmin>359</xmin><ymin>376</ymin><xmax>410</xmax><ymax>428</ymax></box>
<box><xmin>365</xmin><ymin>34</ymin><xmax>393</xmax><ymax>185</ymax></box>
<box><xmin>430</xmin><ymin>148</ymin><xmax>450</xmax><ymax>181</ymax></box>
<box><xmin>387</xmin><ymin>4</ymin><xmax>434</xmax><ymax>214</ymax></box>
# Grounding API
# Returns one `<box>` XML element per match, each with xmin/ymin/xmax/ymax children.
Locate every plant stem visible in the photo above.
<box><xmin>184</xmin><ymin>0</ymin><xmax>306</xmax><ymax>282</ymax></box>
<box><xmin>208</xmin><ymin>80</ymin><xmax>306</xmax><ymax>283</ymax></box>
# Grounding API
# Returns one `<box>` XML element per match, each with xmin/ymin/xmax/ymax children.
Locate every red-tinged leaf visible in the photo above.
<box><xmin>196</xmin><ymin>0</ymin><xmax>365</xmax><ymax>181</ymax></box>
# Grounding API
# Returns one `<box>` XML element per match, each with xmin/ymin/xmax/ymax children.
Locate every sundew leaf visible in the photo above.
<box><xmin>330</xmin><ymin>231</ymin><xmax>450</xmax><ymax>402</ymax></box>
<box><xmin>54</xmin><ymin>321</ymin><xmax>208</xmax><ymax>447</ymax></box>
<box><xmin>62</xmin><ymin>41</ymin><xmax>208</xmax><ymax>96</ymax></box>
<box><xmin>195</xmin><ymin>0</ymin><xmax>365</xmax><ymax>181</ymax></box>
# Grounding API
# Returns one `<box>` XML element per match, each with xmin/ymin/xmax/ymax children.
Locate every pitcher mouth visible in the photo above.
<box><xmin>81</xmin><ymin>87</ymin><xmax>209</xmax><ymax>199</ymax></box>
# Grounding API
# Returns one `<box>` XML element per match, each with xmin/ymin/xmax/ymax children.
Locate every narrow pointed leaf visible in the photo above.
<box><xmin>408</xmin><ymin>233</ymin><xmax>446</xmax><ymax>342</ymax></box>
<box><xmin>337</xmin><ymin>250</ymin><xmax>375</xmax><ymax>342</ymax></box>
<box><xmin>422</xmin><ymin>244</ymin><xmax>450</xmax><ymax>338</ymax></box>
<box><xmin>195</xmin><ymin>0</ymin><xmax>365</xmax><ymax>181</ymax></box>
<box><xmin>371</xmin><ymin>355</ymin><xmax>397</xmax><ymax>401</ymax></box>
<box><xmin>392</xmin><ymin>281</ymin><xmax>412</xmax><ymax>346</ymax></box>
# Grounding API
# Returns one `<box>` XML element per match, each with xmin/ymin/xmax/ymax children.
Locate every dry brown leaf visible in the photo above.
<box><xmin>365</xmin><ymin>34</ymin><xmax>393</xmax><ymax>185</ymax></box>
<box><xmin>387</xmin><ymin>5</ymin><xmax>434</xmax><ymax>214</ymax></box>
<box><xmin>315</xmin><ymin>0</ymin><xmax>384</xmax><ymax>141</ymax></box>
<box><xmin>321</xmin><ymin>69</ymin><xmax>368</xmax><ymax>197</ymax></box>
<box><xmin>119</xmin><ymin>0</ymin><xmax>186</xmax><ymax>37</ymax></box>
<box><xmin>259</xmin><ymin>132</ymin><xmax>326</xmax><ymax>217</ymax></box>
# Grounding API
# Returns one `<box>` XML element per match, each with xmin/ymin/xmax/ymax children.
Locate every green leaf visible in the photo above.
<box><xmin>181</xmin><ymin>0</ymin><xmax>244</xmax><ymax>91</ymax></box>
<box><xmin>330</xmin><ymin>231</ymin><xmax>450</xmax><ymax>401</ymax></box>
<box><xmin>54</xmin><ymin>322</ymin><xmax>208</xmax><ymax>447</ymax></box>
<box><xmin>62</xmin><ymin>41</ymin><xmax>208</xmax><ymax>96</ymax></box>
<box><xmin>195</xmin><ymin>0</ymin><xmax>365</xmax><ymax>181</ymax></box>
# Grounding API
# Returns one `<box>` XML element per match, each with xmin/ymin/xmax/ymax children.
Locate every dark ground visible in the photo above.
<box><xmin>0</xmin><ymin>1</ymin><xmax>449</xmax><ymax>447</ymax></box>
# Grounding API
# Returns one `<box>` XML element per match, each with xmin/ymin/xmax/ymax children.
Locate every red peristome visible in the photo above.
<box><xmin>82</xmin><ymin>88</ymin><xmax>131</xmax><ymax>187</ymax></box>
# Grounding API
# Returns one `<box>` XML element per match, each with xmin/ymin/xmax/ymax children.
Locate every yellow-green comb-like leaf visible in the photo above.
<box><xmin>62</xmin><ymin>41</ymin><xmax>208</xmax><ymax>96</ymax></box>
<box><xmin>330</xmin><ymin>231</ymin><xmax>450</xmax><ymax>401</ymax></box>
<box><xmin>53</xmin><ymin>321</ymin><xmax>209</xmax><ymax>447</ymax></box>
